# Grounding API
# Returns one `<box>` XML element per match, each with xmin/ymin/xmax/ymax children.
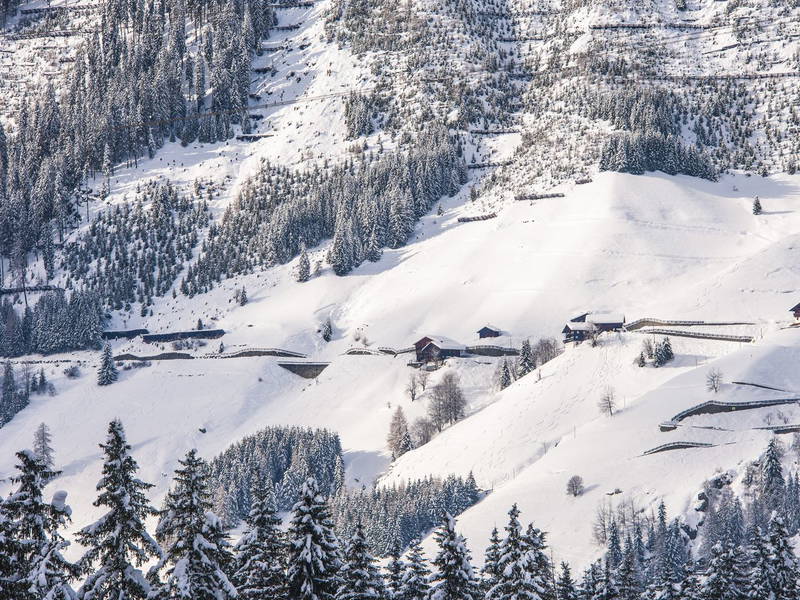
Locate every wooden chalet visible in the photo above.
<box><xmin>413</xmin><ymin>336</ymin><xmax>466</xmax><ymax>362</ymax></box>
<box><xmin>477</xmin><ymin>324</ymin><xmax>502</xmax><ymax>338</ymax></box>
<box><xmin>791</xmin><ymin>302</ymin><xmax>800</xmax><ymax>320</ymax></box>
<box><xmin>562</xmin><ymin>321</ymin><xmax>592</xmax><ymax>343</ymax></box>
<box><xmin>563</xmin><ymin>312</ymin><xmax>625</xmax><ymax>343</ymax></box>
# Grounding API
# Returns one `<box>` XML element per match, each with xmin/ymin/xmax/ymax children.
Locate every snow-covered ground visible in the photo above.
<box><xmin>3</xmin><ymin>0</ymin><xmax>800</xmax><ymax>572</ymax></box>
<box><xmin>2</xmin><ymin>170</ymin><xmax>800</xmax><ymax>568</ymax></box>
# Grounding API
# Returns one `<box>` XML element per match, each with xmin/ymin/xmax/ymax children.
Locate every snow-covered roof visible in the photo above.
<box><xmin>478</xmin><ymin>324</ymin><xmax>502</xmax><ymax>332</ymax></box>
<box><xmin>421</xmin><ymin>336</ymin><xmax>466</xmax><ymax>350</ymax></box>
<box><xmin>790</xmin><ymin>302</ymin><xmax>800</xmax><ymax>312</ymax></box>
<box><xmin>563</xmin><ymin>322</ymin><xmax>592</xmax><ymax>331</ymax></box>
<box><xmin>586</xmin><ymin>312</ymin><xmax>625</xmax><ymax>325</ymax></box>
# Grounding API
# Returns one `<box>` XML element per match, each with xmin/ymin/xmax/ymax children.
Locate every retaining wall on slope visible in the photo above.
<box><xmin>277</xmin><ymin>362</ymin><xmax>330</xmax><ymax>378</ymax></box>
<box><xmin>660</xmin><ymin>397</ymin><xmax>800</xmax><ymax>431</ymax></box>
<box><xmin>643</xmin><ymin>441</ymin><xmax>716</xmax><ymax>456</ymax></box>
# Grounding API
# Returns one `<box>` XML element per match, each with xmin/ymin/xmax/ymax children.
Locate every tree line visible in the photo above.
<box><xmin>4</xmin><ymin>419</ymin><xmax>800</xmax><ymax>600</ymax></box>
<box><xmin>0</xmin><ymin>290</ymin><xmax>103</xmax><ymax>358</ymax></box>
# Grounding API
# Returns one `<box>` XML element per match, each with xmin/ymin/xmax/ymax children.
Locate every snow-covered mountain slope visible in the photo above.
<box><xmin>101</xmin><ymin>171</ymin><xmax>800</xmax><ymax>352</ymax></box>
<box><xmin>3</xmin><ymin>170</ymin><xmax>800</xmax><ymax>568</ymax></box>
<box><xmin>433</xmin><ymin>327</ymin><xmax>800</xmax><ymax>568</ymax></box>
<box><xmin>3</xmin><ymin>0</ymin><xmax>800</xmax><ymax>574</ymax></box>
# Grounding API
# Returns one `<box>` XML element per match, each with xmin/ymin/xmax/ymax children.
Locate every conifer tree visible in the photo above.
<box><xmin>762</xmin><ymin>438</ymin><xmax>785</xmax><ymax>510</ymax></box>
<box><xmin>233</xmin><ymin>478</ymin><xmax>287</xmax><ymax>600</ymax></box>
<box><xmin>97</xmin><ymin>343</ymin><xmax>118</xmax><ymax>386</ymax></box>
<box><xmin>3</xmin><ymin>450</ymin><xmax>77</xmax><ymax>600</ymax></box>
<box><xmin>606</xmin><ymin>521</ymin><xmax>622</xmax><ymax>569</ymax></box>
<box><xmin>615</xmin><ymin>547</ymin><xmax>640</xmax><ymax>600</ymax></box>
<box><xmin>595</xmin><ymin>559</ymin><xmax>619</xmax><ymax>600</ymax></box>
<box><xmin>766</xmin><ymin>516</ymin><xmax>797</xmax><ymax>600</ymax></box>
<box><xmin>744</xmin><ymin>529</ymin><xmax>771</xmax><ymax>600</ymax></box>
<box><xmin>155</xmin><ymin>449</ymin><xmax>237</xmax><ymax>600</ymax></box>
<box><xmin>482</xmin><ymin>527</ymin><xmax>502</xmax><ymax>595</ymax></box>
<box><xmin>699</xmin><ymin>543</ymin><xmax>745</xmax><ymax>600</ymax></box>
<box><xmin>33</xmin><ymin>422</ymin><xmax>55</xmax><ymax>470</ymax></box>
<box><xmin>489</xmin><ymin>504</ymin><xmax>543</xmax><ymax>600</ymax></box>
<box><xmin>336</xmin><ymin>523</ymin><xmax>385</xmax><ymax>600</ymax></box>
<box><xmin>556</xmin><ymin>563</ymin><xmax>578</xmax><ymax>600</ymax></box>
<box><xmin>518</xmin><ymin>340</ymin><xmax>535</xmax><ymax>377</ymax></box>
<box><xmin>521</xmin><ymin>523</ymin><xmax>554</xmax><ymax>600</ymax></box>
<box><xmin>76</xmin><ymin>419</ymin><xmax>162</xmax><ymax>600</ymax></box>
<box><xmin>428</xmin><ymin>513</ymin><xmax>479</xmax><ymax>600</ymax></box>
<box><xmin>398</xmin><ymin>538</ymin><xmax>429</xmax><ymax>600</ymax></box>
<box><xmin>498</xmin><ymin>360</ymin><xmax>513</xmax><ymax>390</ymax></box>
<box><xmin>753</xmin><ymin>197</ymin><xmax>762</xmax><ymax>215</ymax></box>
<box><xmin>385</xmin><ymin>546</ymin><xmax>404</xmax><ymax>599</ymax></box>
<box><xmin>286</xmin><ymin>477</ymin><xmax>342</xmax><ymax>600</ymax></box>
<box><xmin>297</xmin><ymin>244</ymin><xmax>311</xmax><ymax>283</ymax></box>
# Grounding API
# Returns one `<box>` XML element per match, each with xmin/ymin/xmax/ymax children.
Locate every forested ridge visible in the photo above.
<box><xmin>0</xmin><ymin>0</ymin><xmax>798</xmax><ymax>346</ymax></box>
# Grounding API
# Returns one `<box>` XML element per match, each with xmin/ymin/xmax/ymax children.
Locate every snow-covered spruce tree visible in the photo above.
<box><xmin>753</xmin><ymin>197</ymin><xmax>762</xmax><ymax>215</ymax></box>
<box><xmin>75</xmin><ymin>419</ymin><xmax>162</xmax><ymax>600</ymax></box>
<box><xmin>397</xmin><ymin>538</ymin><xmax>429</xmax><ymax>600</ymax></box>
<box><xmin>336</xmin><ymin>523</ymin><xmax>385</xmax><ymax>600</ymax></box>
<box><xmin>699</xmin><ymin>542</ymin><xmax>746</xmax><ymax>600</ymax></box>
<box><xmin>233</xmin><ymin>478</ymin><xmax>287</xmax><ymax>600</ymax></box>
<box><xmin>556</xmin><ymin>563</ymin><xmax>578</xmax><ymax>600</ymax></box>
<box><xmin>488</xmin><ymin>504</ymin><xmax>543</xmax><ymax>600</ymax></box>
<box><xmin>428</xmin><ymin>513</ymin><xmax>480</xmax><ymax>600</ymax></box>
<box><xmin>481</xmin><ymin>527</ymin><xmax>502</xmax><ymax>596</ymax></box>
<box><xmin>3</xmin><ymin>449</ymin><xmax>78</xmax><ymax>600</ymax></box>
<box><xmin>615</xmin><ymin>547</ymin><xmax>641</xmax><ymax>600</ymax></box>
<box><xmin>498</xmin><ymin>360</ymin><xmax>513</xmax><ymax>391</ymax></box>
<box><xmin>743</xmin><ymin>529</ymin><xmax>771</xmax><ymax>600</ymax></box>
<box><xmin>518</xmin><ymin>340</ymin><xmax>535</xmax><ymax>378</ymax></box>
<box><xmin>286</xmin><ymin>477</ymin><xmax>342</xmax><ymax>600</ymax></box>
<box><xmin>154</xmin><ymin>449</ymin><xmax>237</xmax><ymax>600</ymax></box>
<box><xmin>761</xmin><ymin>438</ymin><xmax>785</xmax><ymax>510</ymax></box>
<box><xmin>578</xmin><ymin>561</ymin><xmax>601</xmax><ymax>600</ymax></box>
<box><xmin>33</xmin><ymin>422</ymin><xmax>56</xmax><ymax>471</ymax></box>
<box><xmin>765</xmin><ymin>516</ymin><xmax>797</xmax><ymax>600</ymax></box>
<box><xmin>385</xmin><ymin>545</ymin><xmax>404</xmax><ymax>599</ymax></box>
<box><xmin>521</xmin><ymin>523</ymin><xmax>554</xmax><ymax>600</ymax></box>
<box><xmin>97</xmin><ymin>343</ymin><xmax>118</xmax><ymax>386</ymax></box>
<box><xmin>296</xmin><ymin>244</ymin><xmax>311</xmax><ymax>283</ymax></box>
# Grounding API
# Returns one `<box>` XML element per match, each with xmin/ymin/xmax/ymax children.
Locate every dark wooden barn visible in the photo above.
<box><xmin>413</xmin><ymin>336</ymin><xmax>466</xmax><ymax>362</ymax></box>
<box><xmin>562</xmin><ymin>322</ymin><xmax>592</xmax><ymax>343</ymax></box>
<box><xmin>477</xmin><ymin>325</ymin><xmax>502</xmax><ymax>338</ymax></box>
<box><xmin>791</xmin><ymin>302</ymin><xmax>800</xmax><ymax>320</ymax></box>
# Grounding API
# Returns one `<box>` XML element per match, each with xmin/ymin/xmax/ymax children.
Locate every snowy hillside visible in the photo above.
<box><xmin>2</xmin><ymin>0</ymin><xmax>800</xmax><ymax>590</ymax></box>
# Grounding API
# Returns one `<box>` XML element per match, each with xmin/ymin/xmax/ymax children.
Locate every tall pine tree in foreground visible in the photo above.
<box><xmin>3</xmin><ymin>450</ymin><xmax>77</xmax><ymax>600</ymax></box>
<box><xmin>766</xmin><ymin>515</ymin><xmax>797</xmax><ymax>600</ymax></box>
<box><xmin>97</xmin><ymin>343</ymin><xmax>118</xmax><ymax>386</ymax></box>
<box><xmin>556</xmin><ymin>563</ymin><xmax>578</xmax><ymax>600</ymax></box>
<box><xmin>336</xmin><ymin>523</ymin><xmax>385</xmax><ymax>600</ymax></box>
<box><xmin>398</xmin><ymin>538</ymin><xmax>429</xmax><ymax>600</ymax></box>
<box><xmin>428</xmin><ymin>513</ymin><xmax>480</xmax><ymax>600</ymax></box>
<box><xmin>481</xmin><ymin>527</ymin><xmax>502</xmax><ymax>596</ymax></box>
<box><xmin>76</xmin><ymin>419</ymin><xmax>162</xmax><ymax>600</ymax></box>
<box><xmin>385</xmin><ymin>545</ymin><xmax>404</xmax><ymax>599</ymax></box>
<box><xmin>233</xmin><ymin>478</ymin><xmax>287</xmax><ymax>600</ymax></box>
<box><xmin>286</xmin><ymin>477</ymin><xmax>342</xmax><ymax>600</ymax></box>
<box><xmin>489</xmin><ymin>504</ymin><xmax>543</xmax><ymax>600</ymax></box>
<box><xmin>154</xmin><ymin>449</ymin><xmax>237</xmax><ymax>600</ymax></box>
